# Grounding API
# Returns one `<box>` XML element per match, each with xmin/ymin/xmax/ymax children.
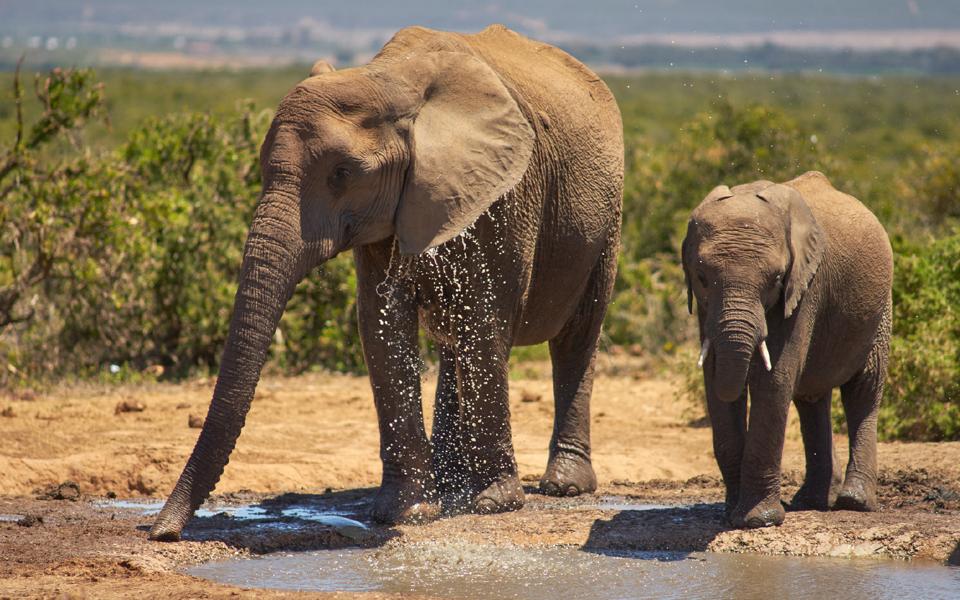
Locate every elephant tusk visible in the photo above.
<box><xmin>759</xmin><ymin>340</ymin><xmax>773</xmax><ymax>372</ymax></box>
<box><xmin>697</xmin><ymin>338</ymin><xmax>710</xmax><ymax>368</ymax></box>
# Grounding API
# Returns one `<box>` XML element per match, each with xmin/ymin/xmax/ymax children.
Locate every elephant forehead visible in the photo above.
<box><xmin>697</xmin><ymin>225</ymin><xmax>783</xmax><ymax>262</ymax></box>
<box><xmin>265</xmin><ymin>118</ymin><xmax>360</xmax><ymax>165</ymax></box>
<box><xmin>693</xmin><ymin>197</ymin><xmax>782</xmax><ymax>233</ymax></box>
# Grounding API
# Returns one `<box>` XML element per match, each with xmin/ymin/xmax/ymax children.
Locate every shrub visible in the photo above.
<box><xmin>621</xmin><ymin>99</ymin><xmax>829</xmax><ymax>262</ymax></box>
<box><xmin>879</xmin><ymin>233</ymin><xmax>960</xmax><ymax>440</ymax></box>
<box><xmin>0</xmin><ymin>67</ymin><xmax>365</xmax><ymax>384</ymax></box>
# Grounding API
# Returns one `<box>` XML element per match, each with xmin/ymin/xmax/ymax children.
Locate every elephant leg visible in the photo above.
<box><xmin>790</xmin><ymin>392</ymin><xmax>842</xmax><ymax>511</ymax></box>
<box><xmin>356</xmin><ymin>250</ymin><xmax>438</xmax><ymax>525</ymax></box>
<box><xmin>539</xmin><ymin>249</ymin><xmax>616</xmax><ymax>497</ymax></box>
<box><xmin>431</xmin><ymin>346</ymin><xmax>472</xmax><ymax>512</ymax></box>
<box><xmin>455</xmin><ymin>340</ymin><xmax>524</xmax><ymax>514</ymax></box>
<box><xmin>836</xmin><ymin>307</ymin><xmax>889</xmax><ymax>513</ymax></box>
<box><xmin>705</xmin><ymin>379</ymin><xmax>747</xmax><ymax>519</ymax></box>
<box><xmin>731</xmin><ymin>387</ymin><xmax>791</xmax><ymax>528</ymax></box>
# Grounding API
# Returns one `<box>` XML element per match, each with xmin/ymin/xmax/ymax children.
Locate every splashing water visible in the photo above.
<box><xmin>372</xmin><ymin>202</ymin><xmax>515</xmax><ymax>502</ymax></box>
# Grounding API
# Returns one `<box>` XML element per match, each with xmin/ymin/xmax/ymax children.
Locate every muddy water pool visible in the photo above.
<box><xmin>186</xmin><ymin>542</ymin><xmax>960</xmax><ymax>599</ymax></box>
<box><xmin>101</xmin><ymin>498</ymin><xmax>960</xmax><ymax>598</ymax></box>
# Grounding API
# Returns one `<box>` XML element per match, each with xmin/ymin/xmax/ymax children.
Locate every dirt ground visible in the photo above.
<box><xmin>2</xmin><ymin>357</ymin><xmax>960</xmax><ymax>598</ymax></box>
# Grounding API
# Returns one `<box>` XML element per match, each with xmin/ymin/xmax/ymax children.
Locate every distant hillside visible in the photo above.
<box><xmin>3</xmin><ymin>0</ymin><xmax>960</xmax><ymax>37</ymax></box>
<box><xmin>1</xmin><ymin>0</ymin><xmax>959</xmax><ymax>74</ymax></box>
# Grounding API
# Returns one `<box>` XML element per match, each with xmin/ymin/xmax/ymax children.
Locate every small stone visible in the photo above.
<box><xmin>520</xmin><ymin>390</ymin><xmax>542</xmax><ymax>403</ymax></box>
<box><xmin>175</xmin><ymin>402</ymin><xmax>190</xmax><ymax>409</ymax></box>
<box><xmin>144</xmin><ymin>364</ymin><xmax>165</xmax><ymax>377</ymax></box>
<box><xmin>17</xmin><ymin>514</ymin><xmax>42</xmax><ymax>527</ymax></box>
<box><xmin>188</xmin><ymin>414</ymin><xmax>204</xmax><ymax>428</ymax></box>
<box><xmin>114</xmin><ymin>399</ymin><xmax>146</xmax><ymax>414</ymax></box>
<box><xmin>37</xmin><ymin>480</ymin><xmax>80</xmax><ymax>501</ymax></box>
<box><xmin>1</xmin><ymin>406</ymin><xmax>14</xmax><ymax>417</ymax></box>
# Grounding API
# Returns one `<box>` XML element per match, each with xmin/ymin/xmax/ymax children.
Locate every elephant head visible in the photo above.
<box><xmin>682</xmin><ymin>182</ymin><xmax>824</xmax><ymax>402</ymax></box>
<box><xmin>149</xmin><ymin>51</ymin><xmax>534</xmax><ymax>541</ymax></box>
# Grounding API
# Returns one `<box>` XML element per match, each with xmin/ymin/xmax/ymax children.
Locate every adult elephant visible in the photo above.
<box><xmin>149</xmin><ymin>25</ymin><xmax>623</xmax><ymax>541</ymax></box>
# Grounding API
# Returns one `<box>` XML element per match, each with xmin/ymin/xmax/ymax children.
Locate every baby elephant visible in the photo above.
<box><xmin>682</xmin><ymin>171</ymin><xmax>893</xmax><ymax>528</ymax></box>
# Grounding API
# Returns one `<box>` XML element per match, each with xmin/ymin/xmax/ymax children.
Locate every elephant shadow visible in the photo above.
<box><xmin>581</xmin><ymin>503</ymin><xmax>728</xmax><ymax>559</ymax></box>
<box><xmin>140</xmin><ymin>488</ymin><xmax>400</xmax><ymax>554</ymax></box>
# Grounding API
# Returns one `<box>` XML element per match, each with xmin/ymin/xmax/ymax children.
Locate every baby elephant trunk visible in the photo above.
<box><xmin>710</xmin><ymin>303</ymin><xmax>769</xmax><ymax>403</ymax></box>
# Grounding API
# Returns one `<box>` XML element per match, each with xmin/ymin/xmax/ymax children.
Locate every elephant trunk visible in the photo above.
<box><xmin>711</xmin><ymin>302</ymin><xmax>765</xmax><ymax>403</ymax></box>
<box><xmin>149</xmin><ymin>199</ymin><xmax>310</xmax><ymax>541</ymax></box>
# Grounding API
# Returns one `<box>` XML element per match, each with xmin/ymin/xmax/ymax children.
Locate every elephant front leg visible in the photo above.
<box><xmin>705</xmin><ymin>374</ymin><xmax>747</xmax><ymax>519</ymax></box>
<box><xmin>730</xmin><ymin>386</ymin><xmax>792</xmax><ymax>528</ymax></box>
<box><xmin>431</xmin><ymin>347</ymin><xmax>472</xmax><ymax>512</ymax></box>
<box><xmin>790</xmin><ymin>392</ymin><xmax>842</xmax><ymax>511</ymax></box>
<box><xmin>356</xmin><ymin>258</ymin><xmax>438</xmax><ymax>525</ymax></box>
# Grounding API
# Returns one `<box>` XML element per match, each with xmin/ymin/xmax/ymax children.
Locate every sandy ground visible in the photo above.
<box><xmin>2</xmin><ymin>357</ymin><xmax>960</xmax><ymax>598</ymax></box>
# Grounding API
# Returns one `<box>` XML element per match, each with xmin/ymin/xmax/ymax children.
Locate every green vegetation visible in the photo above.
<box><xmin>1</xmin><ymin>65</ymin><xmax>958</xmax><ymax>440</ymax></box>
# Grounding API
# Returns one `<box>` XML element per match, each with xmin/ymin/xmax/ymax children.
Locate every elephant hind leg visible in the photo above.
<box><xmin>836</xmin><ymin>305</ymin><xmax>890</xmax><ymax>512</ymax></box>
<box><xmin>539</xmin><ymin>235</ymin><xmax>618</xmax><ymax>497</ymax></box>
<box><xmin>790</xmin><ymin>392</ymin><xmax>842</xmax><ymax>511</ymax></box>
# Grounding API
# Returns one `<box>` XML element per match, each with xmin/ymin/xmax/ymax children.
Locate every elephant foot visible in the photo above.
<box><xmin>539</xmin><ymin>451</ymin><xmax>597</xmax><ymax>497</ymax></box>
<box><xmin>370</xmin><ymin>476</ymin><xmax>439</xmax><ymax>525</ymax></box>
<box><xmin>723</xmin><ymin>489</ymin><xmax>739</xmax><ymax>521</ymax></box>
<box><xmin>835</xmin><ymin>472</ymin><xmax>877</xmax><ymax>512</ymax></box>
<box><xmin>472</xmin><ymin>472</ymin><xmax>525</xmax><ymax>514</ymax></box>
<box><xmin>730</xmin><ymin>496</ymin><xmax>786</xmax><ymax>529</ymax></box>
<box><xmin>434</xmin><ymin>458</ymin><xmax>473</xmax><ymax>515</ymax></box>
<box><xmin>789</xmin><ymin>476</ymin><xmax>842</xmax><ymax>512</ymax></box>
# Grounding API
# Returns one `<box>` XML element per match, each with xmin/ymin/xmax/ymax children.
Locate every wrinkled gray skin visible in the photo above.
<box><xmin>149</xmin><ymin>25</ymin><xmax>623</xmax><ymax>541</ymax></box>
<box><xmin>682</xmin><ymin>172</ymin><xmax>892</xmax><ymax>529</ymax></box>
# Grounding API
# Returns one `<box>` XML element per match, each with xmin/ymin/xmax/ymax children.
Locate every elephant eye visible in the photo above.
<box><xmin>327</xmin><ymin>165</ymin><xmax>351</xmax><ymax>194</ymax></box>
<box><xmin>333</xmin><ymin>165</ymin><xmax>351</xmax><ymax>181</ymax></box>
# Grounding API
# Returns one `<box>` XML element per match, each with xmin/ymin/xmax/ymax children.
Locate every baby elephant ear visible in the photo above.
<box><xmin>757</xmin><ymin>184</ymin><xmax>826</xmax><ymax>319</ymax></box>
<box><xmin>392</xmin><ymin>51</ymin><xmax>535</xmax><ymax>255</ymax></box>
<box><xmin>681</xmin><ymin>224</ymin><xmax>694</xmax><ymax>315</ymax></box>
<box><xmin>703</xmin><ymin>184</ymin><xmax>734</xmax><ymax>204</ymax></box>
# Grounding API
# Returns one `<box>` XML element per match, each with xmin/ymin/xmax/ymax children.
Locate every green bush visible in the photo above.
<box><xmin>901</xmin><ymin>142</ymin><xmax>960</xmax><ymax>226</ymax></box>
<box><xmin>0</xmin><ymin>67</ymin><xmax>364</xmax><ymax>384</ymax></box>
<box><xmin>879</xmin><ymin>233</ymin><xmax>960</xmax><ymax>440</ymax></box>
<box><xmin>621</xmin><ymin>99</ymin><xmax>829</xmax><ymax>262</ymax></box>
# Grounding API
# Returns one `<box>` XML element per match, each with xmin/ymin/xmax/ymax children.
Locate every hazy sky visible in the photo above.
<box><xmin>3</xmin><ymin>0</ymin><xmax>960</xmax><ymax>37</ymax></box>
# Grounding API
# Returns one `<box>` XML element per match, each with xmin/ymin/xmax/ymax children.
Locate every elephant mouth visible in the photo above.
<box><xmin>697</xmin><ymin>337</ymin><xmax>772</xmax><ymax>372</ymax></box>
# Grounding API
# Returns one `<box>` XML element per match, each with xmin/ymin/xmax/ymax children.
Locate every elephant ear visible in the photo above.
<box><xmin>392</xmin><ymin>51</ymin><xmax>535</xmax><ymax>255</ymax></box>
<box><xmin>757</xmin><ymin>184</ymin><xmax>826</xmax><ymax>319</ymax></box>
<box><xmin>681</xmin><ymin>229</ymin><xmax>694</xmax><ymax>315</ymax></box>
<box><xmin>703</xmin><ymin>184</ymin><xmax>734</xmax><ymax>204</ymax></box>
<box><xmin>683</xmin><ymin>185</ymin><xmax>733</xmax><ymax>314</ymax></box>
